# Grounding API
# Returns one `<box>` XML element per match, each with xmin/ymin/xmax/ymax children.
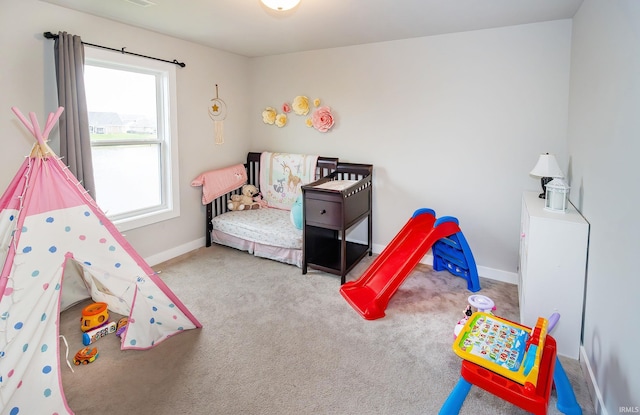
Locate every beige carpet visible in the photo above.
<box><xmin>59</xmin><ymin>246</ymin><xmax>595</xmax><ymax>415</ymax></box>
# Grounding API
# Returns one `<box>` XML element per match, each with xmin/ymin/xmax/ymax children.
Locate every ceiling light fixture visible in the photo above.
<box><xmin>124</xmin><ymin>0</ymin><xmax>156</xmax><ymax>7</ymax></box>
<box><xmin>260</xmin><ymin>0</ymin><xmax>301</xmax><ymax>11</ymax></box>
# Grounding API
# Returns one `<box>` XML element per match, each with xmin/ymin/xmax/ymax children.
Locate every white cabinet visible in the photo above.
<box><xmin>518</xmin><ymin>191</ymin><xmax>589</xmax><ymax>359</ymax></box>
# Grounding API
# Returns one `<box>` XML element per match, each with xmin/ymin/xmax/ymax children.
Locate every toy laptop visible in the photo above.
<box><xmin>452</xmin><ymin>312</ymin><xmax>548</xmax><ymax>388</ymax></box>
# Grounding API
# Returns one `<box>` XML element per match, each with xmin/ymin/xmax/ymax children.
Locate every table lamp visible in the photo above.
<box><xmin>529</xmin><ymin>153</ymin><xmax>564</xmax><ymax>199</ymax></box>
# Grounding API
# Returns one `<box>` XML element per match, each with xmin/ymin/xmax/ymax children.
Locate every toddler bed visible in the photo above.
<box><xmin>193</xmin><ymin>152</ymin><xmax>372</xmax><ymax>269</ymax></box>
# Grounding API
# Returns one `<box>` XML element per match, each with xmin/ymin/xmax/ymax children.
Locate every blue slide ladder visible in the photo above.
<box><xmin>432</xmin><ymin>230</ymin><xmax>480</xmax><ymax>292</ymax></box>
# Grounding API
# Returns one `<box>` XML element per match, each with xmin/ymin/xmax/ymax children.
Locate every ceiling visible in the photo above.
<box><xmin>39</xmin><ymin>0</ymin><xmax>583</xmax><ymax>58</ymax></box>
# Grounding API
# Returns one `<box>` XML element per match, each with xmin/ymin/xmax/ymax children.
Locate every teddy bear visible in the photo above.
<box><xmin>227</xmin><ymin>184</ymin><xmax>262</xmax><ymax>211</ymax></box>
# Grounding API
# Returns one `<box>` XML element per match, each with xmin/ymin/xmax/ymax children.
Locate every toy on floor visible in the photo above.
<box><xmin>454</xmin><ymin>305</ymin><xmax>473</xmax><ymax>338</ymax></box>
<box><xmin>439</xmin><ymin>312</ymin><xmax>582</xmax><ymax>415</ymax></box>
<box><xmin>82</xmin><ymin>321</ymin><xmax>117</xmax><ymax>345</ymax></box>
<box><xmin>116</xmin><ymin>317</ymin><xmax>129</xmax><ymax>338</ymax></box>
<box><xmin>453</xmin><ymin>295</ymin><xmax>496</xmax><ymax>338</ymax></box>
<box><xmin>453</xmin><ymin>312</ymin><xmax>547</xmax><ymax>387</ymax></box>
<box><xmin>80</xmin><ymin>302</ymin><xmax>109</xmax><ymax>332</ymax></box>
<box><xmin>80</xmin><ymin>302</ymin><xmax>119</xmax><ymax>345</ymax></box>
<box><xmin>73</xmin><ymin>346</ymin><xmax>99</xmax><ymax>365</ymax></box>
<box><xmin>340</xmin><ymin>209</ymin><xmax>480</xmax><ymax>320</ymax></box>
<box><xmin>467</xmin><ymin>294</ymin><xmax>495</xmax><ymax>313</ymax></box>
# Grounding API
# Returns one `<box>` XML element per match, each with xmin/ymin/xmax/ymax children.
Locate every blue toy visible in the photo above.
<box><xmin>290</xmin><ymin>194</ymin><xmax>303</xmax><ymax>230</ymax></box>
<box><xmin>432</xmin><ymin>230</ymin><xmax>480</xmax><ymax>292</ymax></box>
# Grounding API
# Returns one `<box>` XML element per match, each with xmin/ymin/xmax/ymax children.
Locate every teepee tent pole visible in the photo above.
<box><xmin>28</xmin><ymin>112</ymin><xmax>43</xmax><ymax>145</ymax></box>
<box><xmin>11</xmin><ymin>106</ymin><xmax>64</xmax><ymax>143</ymax></box>
<box><xmin>10</xmin><ymin>106</ymin><xmax>36</xmax><ymax>136</ymax></box>
<box><xmin>42</xmin><ymin>107</ymin><xmax>64</xmax><ymax>138</ymax></box>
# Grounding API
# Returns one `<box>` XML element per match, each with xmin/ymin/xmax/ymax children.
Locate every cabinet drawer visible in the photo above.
<box><xmin>305</xmin><ymin>198</ymin><xmax>341</xmax><ymax>227</ymax></box>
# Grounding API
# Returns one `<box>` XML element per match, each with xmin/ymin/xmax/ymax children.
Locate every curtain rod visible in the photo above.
<box><xmin>43</xmin><ymin>31</ymin><xmax>186</xmax><ymax>68</ymax></box>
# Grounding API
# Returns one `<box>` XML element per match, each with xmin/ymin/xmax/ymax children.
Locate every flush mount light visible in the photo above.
<box><xmin>124</xmin><ymin>0</ymin><xmax>156</xmax><ymax>6</ymax></box>
<box><xmin>260</xmin><ymin>0</ymin><xmax>301</xmax><ymax>11</ymax></box>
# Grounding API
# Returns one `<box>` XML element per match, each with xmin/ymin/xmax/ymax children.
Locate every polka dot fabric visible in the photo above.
<box><xmin>0</xmin><ymin>152</ymin><xmax>200</xmax><ymax>414</ymax></box>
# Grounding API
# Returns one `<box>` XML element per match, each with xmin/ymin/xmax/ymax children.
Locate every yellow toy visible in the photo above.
<box><xmin>73</xmin><ymin>346</ymin><xmax>99</xmax><ymax>365</ymax></box>
<box><xmin>80</xmin><ymin>302</ymin><xmax>109</xmax><ymax>332</ymax></box>
<box><xmin>227</xmin><ymin>184</ymin><xmax>261</xmax><ymax>211</ymax></box>
<box><xmin>452</xmin><ymin>311</ymin><xmax>548</xmax><ymax>388</ymax></box>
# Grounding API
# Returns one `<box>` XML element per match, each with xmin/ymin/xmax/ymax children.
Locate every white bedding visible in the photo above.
<box><xmin>210</xmin><ymin>230</ymin><xmax>302</xmax><ymax>267</ymax></box>
<box><xmin>210</xmin><ymin>207</ymin><xmax>302</xmax><ymax>249</ymax></box>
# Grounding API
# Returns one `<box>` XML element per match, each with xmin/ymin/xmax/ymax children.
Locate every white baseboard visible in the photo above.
<box><xmin>150</xmin><ymin>239</ymin><xmax>519</xmax><ymax>283</ymax></box>
<box><xmin>371</xmin><ymin>242</ymin><xmax>518</xmax><ymax>285</ymax></box>
<box><xmin>145</xmin><ymin>238</ymin><xmax>205</xmax><ymax>266</ymax></box>
<box><xmin>580</xmin><ymin>346</ymin><xmax>608</xmax><ymax>415</ymax></box>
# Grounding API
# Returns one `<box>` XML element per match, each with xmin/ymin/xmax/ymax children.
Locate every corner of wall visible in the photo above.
<box><xmin>580</xmin><ymin>345</ymin><xmax>609</xmax><ymax>415</ymax></box>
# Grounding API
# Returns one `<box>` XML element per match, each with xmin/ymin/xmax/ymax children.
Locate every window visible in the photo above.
<box><xmin>84</xmin><ymin>47</ymin><xmax>179</xmax><ymax>231</ymax></box>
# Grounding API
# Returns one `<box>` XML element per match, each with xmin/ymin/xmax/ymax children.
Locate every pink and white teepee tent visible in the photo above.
<box><xmin>0</xmin><ymin>107</ymin><xmax>201</xmax><ymax>414</ymax></box>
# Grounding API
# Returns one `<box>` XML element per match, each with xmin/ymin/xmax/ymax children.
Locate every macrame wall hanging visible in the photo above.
<box><xmin>208</xmin><ymin>84</ymin><xmax>227</xmax><ymax>144</ymax></box>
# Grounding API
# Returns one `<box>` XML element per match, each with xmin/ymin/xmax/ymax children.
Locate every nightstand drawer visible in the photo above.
<box><xmin>305</xmin><ymin>198</ymin><xmax>341</xmax><ymax>227</ymax></box>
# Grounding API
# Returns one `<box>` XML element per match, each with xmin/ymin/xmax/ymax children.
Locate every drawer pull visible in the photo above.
<box><xmin>320</xmin><ymin>209</ymin><xmax>326</xmax><ymax>215</ymax></box>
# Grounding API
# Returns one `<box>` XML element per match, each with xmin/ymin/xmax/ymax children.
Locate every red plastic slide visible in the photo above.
<box><xmin>340</xmin><ymin>209</ymin><xmax>461</xmax><ymax>320</ymax></box>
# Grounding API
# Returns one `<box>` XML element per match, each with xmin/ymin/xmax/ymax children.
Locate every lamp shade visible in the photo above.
<box><xmin>260</xmin><ymin>0</ymin><xmax>300</xmax><ymax>11</ymax></box>
<box><xmin>529</xmin><ymin>153</ymin><xmax>564</xmax><ymax>178</ymax></box>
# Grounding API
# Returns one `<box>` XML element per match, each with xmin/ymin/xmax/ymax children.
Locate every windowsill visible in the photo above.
<box><xmin>113</xmin><ymin>207</ymin><xmax>179</xmax><ymax>232</ymax></box>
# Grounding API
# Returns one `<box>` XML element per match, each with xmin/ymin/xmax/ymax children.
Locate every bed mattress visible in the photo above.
<box><xmin>210</xmin><ymin>207</ymin><xmax>303</xmax><ymax>267</ymax></box>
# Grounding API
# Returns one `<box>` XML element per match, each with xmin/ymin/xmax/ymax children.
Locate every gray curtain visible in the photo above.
<box><xmin>54</xmin><ymin>31</ymin><xmax>96</xmax><ymax>200</ymax></box>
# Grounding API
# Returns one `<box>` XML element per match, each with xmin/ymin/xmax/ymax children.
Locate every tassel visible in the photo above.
<box><xmin>214</xmin><ymin>120</ymin><xmax>224</xmax><ymax>145</ymax></box>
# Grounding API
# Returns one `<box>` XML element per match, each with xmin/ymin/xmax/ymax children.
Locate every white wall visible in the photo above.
<box><xmin>568</xmin><ymin>1</ymin><xmax>640</xmax><ymax>413</ymax></box>
<box><xmin>248</xmin><ymin>20</ymin><xmax>573</xmax><ymax>277</ymax></box>
<box><xmin>0</xmin><ymin>0</ymin><xmax>252</xmax><ymax>261</ymax></box>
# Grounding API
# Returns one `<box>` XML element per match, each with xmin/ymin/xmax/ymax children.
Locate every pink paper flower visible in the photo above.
<box><xmin>282</xmin><ymin>102</ymin><xmax>291</xmax><ymax>113</ymax></box>
<box><xmin>311</xmin><ymin>106</ymin><xmax>334</xmax><ymax>132</ymax></box>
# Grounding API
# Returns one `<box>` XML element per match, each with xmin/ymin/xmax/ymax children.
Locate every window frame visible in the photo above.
<box><xmin>84</xmin><ymin>47</ymin><xmax>180</xmax><ymax>232</ymax></box>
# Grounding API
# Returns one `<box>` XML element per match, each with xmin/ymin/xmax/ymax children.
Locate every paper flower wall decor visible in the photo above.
<box><xmin>262</xmin><ymin>107</ymin><xmax>276</xmax><ymax>124</ymax></box>
<box><xmin>292</xmin><ymin>95</ymin><xmax>310</xmax><ymax>115</ymax></box>
<box><xmin>262</xmin><ymin>95</ymin><xmax>335</xmax><ymax>132</ymax></box>
<box><xmin>275</xmin><ymin>113</ymin><xmax>287</xmax><ymax>128</ymax></box>
<box><xmin>310</xmin><ymin>106</ymin><xmax>334</xmax><ymax>132</ymax></box>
